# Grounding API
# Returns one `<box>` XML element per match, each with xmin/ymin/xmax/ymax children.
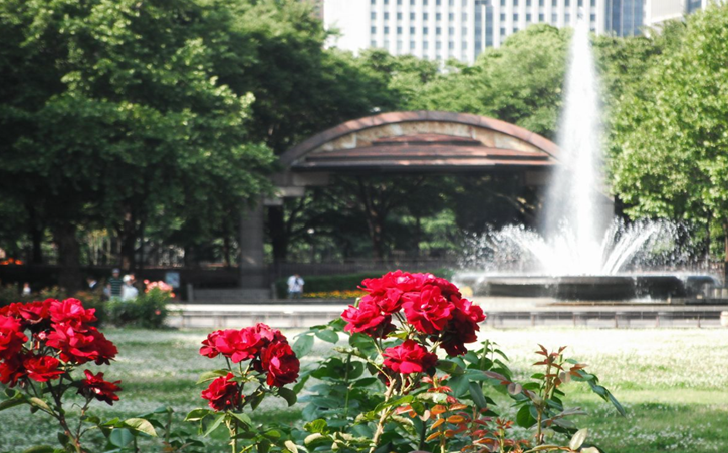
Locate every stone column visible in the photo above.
<box><xmin>240</xmin><ymin>200</ymin><xmax>266</xmax><ymax>288</ymax></box>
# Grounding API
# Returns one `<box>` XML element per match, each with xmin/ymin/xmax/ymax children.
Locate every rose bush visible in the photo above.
<box><xmin>292</xmin><ymin>271</ymin><xmax>624</xmax><ymax>453</ymax></box>
<box><xmin>187</xmin><ymin>323</ymin><xmax>301</xmax><ymax>453</ymax></box>
<box><xmin>0</xmin><ymin>298</ymin><xmax>156</xmax><ymax>452</ymax></box>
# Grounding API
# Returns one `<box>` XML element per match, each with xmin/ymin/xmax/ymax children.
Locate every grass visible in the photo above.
<box><xmin>0</xmin><ymin>328</ymin><xmax>726</xmax><ymax>452</ymax></box>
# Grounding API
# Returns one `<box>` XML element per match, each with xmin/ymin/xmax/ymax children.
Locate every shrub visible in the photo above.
<box><xmin>107</xmin><ymin>288</ymin><xmax>169</xmax><ymax>328</ymax></box>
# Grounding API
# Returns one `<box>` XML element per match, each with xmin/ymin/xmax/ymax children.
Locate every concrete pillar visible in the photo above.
<box><xmin>240</xmin><ymin>200</ymin><xmax>266</xmax><ymax>288</ymax></box>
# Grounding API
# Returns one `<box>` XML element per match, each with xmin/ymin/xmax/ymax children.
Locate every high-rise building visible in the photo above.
<box><xmin>324</xmin><ymin>0</ymin><xmax>720</xmax><ymax>63</ymax></box>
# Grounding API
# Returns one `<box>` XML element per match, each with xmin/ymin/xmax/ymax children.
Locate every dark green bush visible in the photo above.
<box><xmin>107</xmin><ymin>288</ymin><xmax>169</xmax><ymax>328</ymax></box>
<box><xmin>274</xmin><ymin>268</ymin><xmax>455</xmax><ymax>299</ymax></box>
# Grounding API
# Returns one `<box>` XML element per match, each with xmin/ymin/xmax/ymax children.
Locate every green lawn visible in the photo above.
<box><xmin>1</xmin><ymin>328</ymin><xmax>726</xmax><ymax>452</ymax></box>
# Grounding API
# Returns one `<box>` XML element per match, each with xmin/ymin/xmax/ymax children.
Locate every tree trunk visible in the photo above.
<box><xmin>723</xmin><ymin>223</ymin><xmax>728</xmax><ymax>285</ymax></box>
<box><xmin>268</xmin><ymin>206</ymin><xmax>288</xmax><ymax>265</ymax></box>
<box><xmin>119</xmin><ymin>207</ymin><xmax>137</xmax><ymax>271</ymax></box>
<box><xmin>52</xmin><ymin>221</ymin><xmax>82</xmax><ymax>295</ymax></box>
<box><xmin>27</xmin><ymin>204</ymin><xmax>44</xmax><ymax>264</ymax></box>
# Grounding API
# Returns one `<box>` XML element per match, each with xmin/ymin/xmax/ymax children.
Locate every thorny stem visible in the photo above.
<box><xmin>231</xmin><ymin>418</ymin><xmax>239</xmax><ymax>453</ymax></box>
<box><xmin>369</xmin><ymin>382</ymin><xmax>397</xmax><ymax>453</ymax></box>
<box><xmin>343</xmin><ymin>353</ymin><xmax>352</xmax><ymax>418</ymax></box>
<box><xmin>46</xmin><ymin>379</ymin><xmax>84</xmax><ymax>453</ymax></box>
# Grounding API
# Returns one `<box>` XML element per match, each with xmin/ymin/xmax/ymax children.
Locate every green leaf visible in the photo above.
<box><xmin>230</xmin><ymin>412</ymin><xmax>252</xmax><ymax>428</ymax></box>
<box><xmin>468</xmin><ymin>382</ymin><xmax>488</xmax><ymax>409</ymax></box>
<box><xmin>292</xmin><ymin>334</ymin><xmax>314</xmax><ymax>357</ymax></box>
<box><xmin>203</xmin><ymin>413</ymin><xmax>226</xmax><ymax>437</ymax></box>
<box><xmin>608</xmin><ymin>392</ymin><xmax>627</xmax><ymax>416</ymax></box>
<box><xmin>21</xmin><ymin>447</ymin><xmax>55</xmax><ymax>453</ymax></box>
<box><xmin>304</xmin><ymin>419</ymin><xmax>329</xmax><ymax>434</ymax></box>
<box><xmin>516</xmin><ymin>404</ymin><xmax>536</xmax><ymax>428</ymax></box>
<box><xmin>315</xmin><ymin>329</ymin><xmax>339</xmax><ymax>344</ymax></box>
<box><xmin>436</xmin><ymin>359</ymin><xmax>464</xmax><ymax>376</ymax></box>
<box><xmin>284</xmin><ymin>440</ymin><xmax>299</xmax><ymax>453</ymax></box>
<box><xmin>580</xmin><ymin>447</ymin><xmax>601</xmax><ymax>453</ymax></box>
<box><xmin>109</xmin><ymin>428</ymin><xmax>135</xmax><ymax>448</ymax></box>
<box><xmin>0</xmin><ymin>396</ymin><xmax>25</xmax><ymax>412</ymax></box>
<box><xmin>27</xmin><ymin>398</ymin><xmax>52</xmax><ymax>414</ymax></box>
<box><xmin>569</xmin><ymin>428</ymin><xmax>588</xmax><ymax>451</ymax></box>
<box><xmin>184</xmin><ymin>408</ymin><xmax>213</xmax><ymax>422</ymax></box>
<box><xmin>196</xmin><ymin>370</ymin><xmax>229</xmax><ymax>385</ymax></box>
<box><xmin>125</xmin><ymin>418</ymin><xmax>157</xmax><ymax>437</ymax></box>
<box><xmin>277</xmin><ymin>387</ymin><xmax>297</xmax><ymax>407</ymax></box>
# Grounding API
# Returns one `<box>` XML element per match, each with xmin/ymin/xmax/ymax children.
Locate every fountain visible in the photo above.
<box><xmin>457</xmin><ymin>19</ymin><xmax>718</xmax><ymax>301</ymax></box>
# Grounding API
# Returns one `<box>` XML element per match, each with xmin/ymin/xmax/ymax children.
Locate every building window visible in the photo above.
<box><xmin>371</xmin><ymin>26</ymin><xmax>377</xmax><ymax>33</ymax></box>
<box><xmin>397</xmin><ymin>12</ymin><xmax>403</xmax><ymax>20</ymax></box>
<box><xmin>578</xmin><ymin>0</ymin><xmax>582</xmax><ymax>5</ymax></box>
<box><xmin>564</xmin><ymin>13</ymin><xmax>570</xmax><ymax>23</ymax></box>
<box><xmin>398</xmin><ymin>40</ymin><xmax>403</xmax><ymax>50</ymax></box>
<box><xmin>590</xmin><ymin>13</ymin><xmax>595</xmax><ymax>22</ymax></box>
<box><xmin>527</xmin><ymin>0</ymin><xmax>532</xmax><ymax>5</ymax></box>
<box><xmin>500</xmin><ymin>27</ymin><xmax>505</xmax><ymax>35</ymax></box>
<box><xmin>539</xmin><ymin>13</ymin><xmax>544</xmax><ymax>21</ymax></box>
<box><xmin>514</xmin><ymin>0</ymin><xmax>518</xmax><ymax>5</ymax></box>
<box><xmin>551</xmin><ymin>13</ymin><xmax>557</xmax><ymax>22</ymax></box>
<box><xmin>449</xmin><ymin>26</ymin><xmax>455</xmax><ymax>35</ymax></box>
<box><xmin>423</xmin><ymin>41</ymin><xmax>429</xmax><ymax>49</ymax></box>
<box><xmin>436</xmin><ymin>13</ymin><xmax>442</xmax><ymax>20</ymax></box>
<box><xmin>564</xmin><ymin>0</ymin><xmax>569</xmax><ymax>5</ymax></box>
<box><xmin>590</xmin><ymin>0</ymin><xmax>595</xmax><ymax>5</ymax></box>
<box><xmin>384</xmin><ymin>26</ymin><xmax>390</xmax><ymax>34</ymax></box>
<box><xmin>423</xmin><ymin>0</ymin><xmax>428</xmax><ymax>5</ymax></box>
<box><xmin>539</xmin><ymin>0</ymin><xmax>544</xmax><ymax>5</ymax></box>
<box><xmin>371</xmin><ymin>40</ymin><xmax>377</xmax><ymax>47</ymax></box>
<box><xmin>437</xmin><ymin>27</ymin><xmax>442</xmax><ymax>34</ymax></box>
<box><xmin>552</xmin><ymin>0</ymin><xmax>556</xmax><ymax>6</ymax></box>
<box><xmin>423</xmin><ymin>13</ymin><xmax>429</xmax><ymax>20</ymax></box>
<box><xmin>501</xmin><ymin>0</ymin><xmax>505</xmax><ymax>5</ymax></box>
<box><xmin>436</xmin><ymin>41</ymin><xmax>442</xmax><ymax>49</ymax></box>
<box><xmin>462</xmin><ymin>27</ymin><xmax>467</xmax><ymax>34</ymax></box>
<box><xmin>384</xmin><ymin>12</ymin><xmax>389</xmax><ymax>20</ymax></box>
<box><xmin>462</xmin><ymin>12</ymin><xmax>467</xmax><ymax>20</ymax></box>
<box><xmin>398</xmin><ymin>0</ymin><xmax>402</xmax><ymax>4</ymax></box>
<box><xmin>450</xmin><ymin>0</ymin><xmax>455</xmax><ymax>5</ymax></box>
<box><xmin>513</xmin><ymin>13</ymin><xmax>518</xmax><ymax>21</ymax></box>
<box><xmin>411</xmin><ymin>0</ymin><xmax>415</xmax><ymax>4</ymax></box>
<box><xmin>371</xmin><ymin>0</ymin><xmax>376</xmax><ymax>4</ymax></box>
<box><xmin>424</xmin><ymin>27</ymin><xmax>429</xmax><ymax>34</ymax></box>
<box><xmin>449</xmin><ymin>41</ymin><xmax>455</xmax><ymax>49</ymax></box>
<box><xmin>513</xmin><ymin>27</ymin><xmax>519</xmax><ymax>32</ymax></box>
<box><xmin>410</xmin><ymin>40</ymin><xmax>416</xmax><ymax>49</ymax></box>
<box><xmin>449</xmin><ymin>13</ymin><xmax>454</xmax><ymax>20</ymax></box>
<box><xmin>526</xmin><ymin>13</ymin><xmax>531</xmax><ymax>22</ymax></box>
<box><xmin>397</xmin><ymin>26</ymin><xmax>403</xmax><ymax>34</ymax></box>
<box><xmin>476</xmin><ymin>41</ymin><xmax>482</xmax><ymax>51</ymax></box>
<box><xmin>384</xmin><ymin>39</ymin><xmax>390</xmax><ymax>47</ymax></box>
<box><xmin>371</xmin><ymin>12</ymin><xmax>376</xmax><ymax>20</ymax></box>
<box><xmin>462</xmin><ymin>41</ymin><xmax>467</xmax><ymax>49</ymax></box>
<box><xmin>463</xmin><ymin>0</ymin><xmax>467</xmax><ymax>5</ymax></box>
<box><xmin>384</xmin><ymin>0</ymin><xmax>389</xmax><ymax>4</ymax></box>
<box><xmin>500</xmin><ymin>13</ymin><xmax>505</xmax><ymax>21</ymax></box>
<box><xmin>410</xmin><ymin>26</ymin><xmax>416</xmax><ymax>33</ymax></box>
<box><xmin>410</xmin><ymin>12</ymin><xmax>415</xmax><ymax>20</ymax></box>
<box><xmin>437</xmin><ymin>0</ymin><xmax>442</xmax><ymax>4</ymax></box>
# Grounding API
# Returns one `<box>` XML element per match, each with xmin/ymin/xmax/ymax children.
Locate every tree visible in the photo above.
<box><xmin>611</xmin><ymin>5</ymin><xmax>728</xmax><ymax>271</ymax></box>
<box><xmin>0</xmin><ymin>0</ymin><xmax>274</xmax><ymax>292</ymax></box>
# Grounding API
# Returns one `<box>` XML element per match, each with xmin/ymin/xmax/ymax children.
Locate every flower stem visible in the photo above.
<box><xmin>369</xmin><ymin>383</ymin><xmax>397</xmax><ymax>453</ymax></box>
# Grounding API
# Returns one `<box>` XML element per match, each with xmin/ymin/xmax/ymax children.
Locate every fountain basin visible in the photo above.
<box><xmin>469</xmin><ymin>274</ymin><xmax>719</xmax><ymax>301</ymax></box>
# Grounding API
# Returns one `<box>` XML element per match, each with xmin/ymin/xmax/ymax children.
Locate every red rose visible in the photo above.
<box><xmin>200</xmin><ymin>330</ymin><xmax>223</xmax><ymax>358</ymax></box>
<box><xmin>402</xmin><ymin>286</ymin><xmax>454</xmax><ymax>334</ymax></box>
<box><xmin>46</xmin><ymin>323</ymin><xmax>117</xmax><ymax>365</ymax></box>
<box><xmin>78</xmin><ymin>370</ymin><xmax>122</xmax><ymax>405</ymax></box>
<box><xmin>201</xmin><ymin>372</ymin><xmax>242</xmax><ymax>411</ymax></box>
<box><xmin>359</xmin><ymin>271</ymin><xmax>430</xmax><ymax>314</ymax></box>
<box><xmin>424</xmin><ymin>276</ymin><xmax>462</xmax><ymax>300</ymax></box>
<box><xmin>49</xmin><ymin>299</ymin><xmax>96</xmax><ymax>328</ymax></box>
<box><xmin>341</xmin><ymin>299</ymin><xmax>395</xmax><ymax>338</ymax></box>
<box><xmin>441</xmin><ymin>298</ymin><xmax>486</xmax><ymax>356</ymax></box>
<box><xmin>24</xmin><ymin>355</ymin><xmax>64</xmax><ymax>382</ymax></box>
<box><xmin>252</xmin><ymin>323</ymin><xmax>287</xmax><ymax>345</ymax></box>
<box><xmin>0</xmin><ymin>355</ymin><xmax>26</xmax><ymax>387</ymax></box>
<box><xmin>0</xmin><ymin>315</ymin><xmax>28</xmax><ymax>360</ymax></box>
<box><xmin>383</xmin><ymin>340</ymin><xmax>438</xmax><ymax>374</ymax></box>
<box><xmin>261</xmin><ymin>341</ymin><xmax>300</xmax><ymax>387</ymax></box>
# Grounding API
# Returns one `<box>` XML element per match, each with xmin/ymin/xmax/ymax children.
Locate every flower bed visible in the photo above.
<box><xmin>0</xmin><ymin>271</ymin><xmax>623</xmax><ymax>453</ymax></box>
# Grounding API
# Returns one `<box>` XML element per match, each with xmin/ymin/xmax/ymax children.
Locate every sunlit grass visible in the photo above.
<box><xmin>0</xmin><ymin>327</ymin><xmax>726</xmax><ymax>452</ymax></box>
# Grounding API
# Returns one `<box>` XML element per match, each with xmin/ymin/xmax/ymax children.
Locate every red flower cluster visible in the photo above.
<box><xmin>199</xmin><ymin>323</ymin><xmax>300</xmax><ymax>411</ymax></box>
<box><xmin>79</xmin><ymin>370</ymin><xmax>122</xmax><ymax>405</ymax></box>
<box><xmin>383</xmin><ymin>340</ymin><xmax>438</xmax><ymax>374</ymax></box>
<box><xmin>342</xmin><ymin>271</ymin><xmax>486</xmax><ymax>368</ymax></box>
<box><xmin>201</xmin><ymin>372</ymin><xmax>243</xmax><ymax>411</ymax></box>
<box><xmin>0</xmin><ymin>299</ymin><xmax>120</xmax><ymax>404</ymax></box>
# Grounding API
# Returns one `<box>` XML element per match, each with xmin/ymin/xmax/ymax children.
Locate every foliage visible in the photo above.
<box><xmin>0</xmin><ymin>298</ymin><xmax>154</xmax><ymax>452</ymax></box>
<box><xmin>610</xmin><ymin>5</ymin><xmax>728</xmax><ymax>259</ymax></box>
<box><xmin>187</xmin><ymin>324</ymin><xmax>301</xmax><ymax>453</ymax></box>
<box><xmin>293</xmin><ymin>272</ymin><xmax>623</xmax><ymax>453</ymax></box>
<box><xmin>107</xmin><ymin>289</ymin><xmax>170</xmax><ymax>329</ymax></box>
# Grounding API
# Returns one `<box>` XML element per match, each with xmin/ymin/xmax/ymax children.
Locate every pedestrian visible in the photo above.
<box><xmin>121</xmin><ymin>275</ymin><xmax>139</xmax><ymax>301</ymax></box>
<box><xmin>287</xmin><ymin>274</ymin><xmax>304</xmax><ymax>300</ymax></box>
<box><xmin>22</xmin><ymin>282</ymin><xmax>31</xmax><ymax>296</ymax></box>
<box><xmin>107</xmin><ymin>269</ymin><xmax>123</xmax><ymax>301</ymax></box>
<box><xmin>87</xmin><ymin>276</ymin><xmax>99</xmax><ymax>291</ymax></box>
